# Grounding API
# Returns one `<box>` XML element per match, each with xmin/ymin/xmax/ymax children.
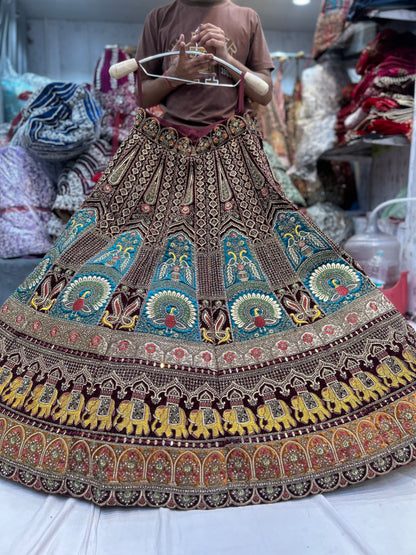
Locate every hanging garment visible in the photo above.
<box><xmin>0</xmin><ymin>90</ymin><xmax>416</xmax><ymax>509</ymax></box>
<box><xmin>285</xmin><ymin>76</ymin><xmax>302</xmax><ymax>166</ymax></box>
<box><xmin>255</xmin><ymin>65</ymin><xmax>291</xmax><ymax>169</ymax></box>
<box><xmin>92</xmin><ymin>46</ymin><xmax>138</xmax><ymax>156</ymax></box>
<box><xmin>294</xmin><ymin>61</ymin><xmax>350</xmax><ymax>203</ymax></box>
<box><xmin>312</xmin><ymin>0</ymin><xmax>353</xmax><ymax>59</ymax></box>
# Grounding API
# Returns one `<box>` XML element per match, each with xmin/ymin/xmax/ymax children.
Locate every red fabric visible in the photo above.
<box><xmin>335</xmin><ymin>29</ymin><xmax>415</xmax><ymax>144</ymax></box>
<box><xmin>367</xmin><ymin>118</ymin><xmax>412</xmax><ymax>138</ymax></box>
<box><xmin>355</xmin><ymin>29</ymin><xmax>416</xmax><ymax>75</ymax></box>
<box><xmin>361</xmin><ymin>96</ymin><xmax>400</xmax><ymax>113</ymax></box>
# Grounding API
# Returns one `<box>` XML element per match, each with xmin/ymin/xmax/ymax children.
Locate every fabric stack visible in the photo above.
<box><xmin>0</xmin><ymin>46</ymin><xmax>140</xmax><ymax>256</ymax></box>
<box><xmin>10</xmin><ymin>81</ymin><xmax>103</xmax><ymax>161</ymax></box>
<box><xmin>0</xmin><ymin>146</ymin><xmax>56</xmax><ymax>258</ymax></box>
<box><xmin>336</xmin><ymin>29</ymin><xmax>416</xmax><ymax>144</ymax></box>
<box><xmin>1</xmin><ymin>58</ymin><xmax>51</xmax><ymax>124</ymax></box>
<box><xmin>3</xmin><ymin>80</ymin><xmax>103</xmax><ymax>256</ymax></box>
<box><xmin>347</xmin><ymin>0</ymin><xmax>416</xmax><ymax>21</ymax></box>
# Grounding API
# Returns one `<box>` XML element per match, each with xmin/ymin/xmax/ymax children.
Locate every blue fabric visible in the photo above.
<box><xmin>11</xmin><ymin>82</ymin><xmax>103</xmax><ymax>161</ymax></box>
<box><xmin>347</xmin><ymin>0</ymin><xmax>416</xmax><ymax>20</ymax></box>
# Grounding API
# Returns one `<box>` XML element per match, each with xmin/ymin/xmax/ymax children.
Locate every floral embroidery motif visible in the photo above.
<box><xmin>0</xmin><ymin>109</ymin><xmax>415</xmax><ymax>512</ymax></box>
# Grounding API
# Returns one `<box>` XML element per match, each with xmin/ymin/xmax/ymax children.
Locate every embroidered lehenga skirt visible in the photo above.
<box><xmin>1</xmin><ymin>108</ymin><xmax>416</xmax><ymax>510</ymax></box>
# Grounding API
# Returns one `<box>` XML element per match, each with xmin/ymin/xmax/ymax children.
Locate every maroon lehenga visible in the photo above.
<box><xmin>0</xmin><ymin>79</ymin><xmax>416</xmax><ymax>510</ymax></box>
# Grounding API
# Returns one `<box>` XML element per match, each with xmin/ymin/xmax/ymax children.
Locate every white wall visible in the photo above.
<box><xmin>265</xmin><ymin>29</ymin><xmax>314</xmax><ymax>94</ymax></box>
<box><xmin>27</xmin><ymin>19</ymin><xmax>144</xmax><ymax>85</ymax></box>
<box><xmin>27</xmin><ymin>19</ymin><xmax>314</xmax><ymax>93</ymax></box>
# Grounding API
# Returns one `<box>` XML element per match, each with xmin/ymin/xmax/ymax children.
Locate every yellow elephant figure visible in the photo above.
<box><xmin>2</xmin><ymin>376</ymin><xmax>33</xmax><ymax>409</ymax></box>
<box><xmin>25</xmin><ymin>383</ymin><xmax>58</xmax><ymax>418</ymax></box>
<box><xmin>0</xmin><ymin>366</ymin><xmax>13</xmax><ymax>395</ymax></box>
<box><xmin>257</xmin><ymin>400</ymin><xmax>296</xmax><ymax>431</ymax></box>
<box><xmin>223</xmin><ymin>406</ymin><xmax>259</xmax><ymax>435</ymax></box>
<box><xmin>114</xmin><ymin>398</ymin><xmax>151</xmax><ymax>435</ymax></box>
<box><xmin>376</xmin><ymin>356</ymin><xmax>416</xmax><ymax>388</ymax></box>
<box><xmin>52</xmin><ymin>391</ymin><xmax>85</xmax><ymax>425</ymax></box>
<box><xmin>82</xmin><ymin>396</ymin><xmax>115</xmax><ymax>431</ymax></box>
<box><xmin>189</xmin><ymin>408</ymin><xmax>224</xmax><ymax>439</ymax></box>
<box><xmin>349</xmin><ymin>371</ymin><xmax>388</xmax><ymax>402</ymax></box>
<box><xmin>152</xmin><ymin>404</ymin><xmax>188</xmax><ymax>438</ymax></box>
<box><xmin>321</xmin><ymin>381</ymin><xmax>361</xmax><ymax>414</ymax></box>
<box><xmin>291</xmin><ymin>392</ymin><xmax>330</xmax><ymax>424</ymax></box>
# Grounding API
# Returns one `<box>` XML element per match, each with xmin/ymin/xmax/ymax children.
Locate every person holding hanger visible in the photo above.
<box><xmin>1</xmin><ymin>0</ymin><xmax>416</xmax><ymax>512</ymax></box>
<box><xmin>135</xmin><ymin>0</ymin><xmax>274</xmax><ymax>127</ymax></box>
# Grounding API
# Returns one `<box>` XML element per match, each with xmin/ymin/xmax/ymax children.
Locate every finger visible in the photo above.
<box><xmin>192</xmin><ymin>23</ymin><xmax>221</xmax><ymax>42</ymax></box>
<box><xmin>189</xmin><ymin>55</ymin><xmax>214</xmax><ymax>69</ymax></box>
<box><xmin>193</xmin><ymin>52</ymin><xmax>214</xmax><ymax>62</ymax></box>
<box><xmin>203</xmin><ymin>38</ymin><xmax>224</xmax><ymax>49</ymax></box>
<box><xmin>196</xmin><ymin>30</ymin><xmax>225</xmax><ymax>48</ymax></box>
<box><xmin>178</xmin><ymin>38</ymin><xmax>187</xmax><ymax>59</ymax></box>
<box><xmin>172</xmin><ymin>33</ymin><xmax>185</xmax><ymax>51</ymax></box>
<box><xmin>198</xmin><ymin>23</ymin><xmax>221</xmax><ymax>32</ymax></box>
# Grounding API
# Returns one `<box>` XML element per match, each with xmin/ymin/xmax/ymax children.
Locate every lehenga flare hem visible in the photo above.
<box><xmin>0</xmin><ymin>108</ymin><xmax>416</xmax><ymax>510</ymax></box>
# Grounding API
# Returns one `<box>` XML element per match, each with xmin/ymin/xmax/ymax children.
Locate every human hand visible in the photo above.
<box><xmin>190</xmin><ymin>23</ymin><xmax>229</xmax><ymax>62</ymax></box>
<box><xmin>165</xmin><ymin>34</ymin><xmax>215</xmax><ymax>84</ymax></box>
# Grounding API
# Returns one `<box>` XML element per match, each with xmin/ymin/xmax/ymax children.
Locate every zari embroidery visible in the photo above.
<box><xmin>0</xmin><ymin>109</ymin><xmax>416</xmax><ymax>510</ymax></box>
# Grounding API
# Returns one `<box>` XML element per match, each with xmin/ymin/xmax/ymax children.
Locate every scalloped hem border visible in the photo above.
<box><xmin>1</xmin><ymin>439</ymin><xmax>415</xmax><ymax>510</ymax></box>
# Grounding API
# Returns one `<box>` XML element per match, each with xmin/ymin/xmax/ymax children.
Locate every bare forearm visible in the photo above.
<box><xmin>135</xmin><ymin>38</ymin><xmax>214</xmax><ymax>108</ymax></box>
<box><xmin>223</xmin><ymin>57</ymin><xmax>272</xmax><ymax>106</ymax></box>
<box><xmin>135</xmin><ymin>73</ymin><xmax>181</xmax><ymax>108</ymax></box>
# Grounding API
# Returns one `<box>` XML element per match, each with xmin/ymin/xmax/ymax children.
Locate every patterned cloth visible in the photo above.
<box><xmin>0</xmin><ymin>146</ymin><xmax>55</xmax><ymax>258</ymax></box>
<box><xmin>51</xmin><ymin>139</ymin><xmax>113</xmax><ymax>217</ymax></box>
<box><xmin>347</xmin><ymin>0</ymin><xmax>416</xmax><ymax>21</ymax></box>
<box><xmin>312</xmin><ymin>0</ymin><xmax>353</xmax><ymax>59</ymax></box>
<box><xmin>0</xmin><ymin>109</ymin><xmax>416</xmax><ymax>510</ymax></box>
<box><xmin>92</xmin><ymin>46</ymin><xmax>137</xmax><ymax>155</ymax></box>
<box><xmin>336</xmin><ymin>30</ymin><xmax>416</xmax><ymax>144</ymax></box>
<box><xmin>10</xmin><ymin>82</ymin><xmax>102</xmax><ymax>161</ymax></box>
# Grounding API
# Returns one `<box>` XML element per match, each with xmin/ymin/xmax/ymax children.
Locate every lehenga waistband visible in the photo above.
<box><xmin>133</xmin><ymin>108</ymin><xmax>258</xmax><ymax>154</ymax></box>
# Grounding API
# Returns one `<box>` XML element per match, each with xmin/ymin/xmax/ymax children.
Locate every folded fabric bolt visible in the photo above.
<box><xmin>11</xmin><ymin>82</ymin><xmax>102</xmax><ymax>161</ymax></box>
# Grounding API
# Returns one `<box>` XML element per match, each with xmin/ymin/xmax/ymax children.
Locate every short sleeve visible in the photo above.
<box><xmin>135</xmin><ymin>11</ymin><xmax>163</xmax><ymax>79</ymax></box>
<box><xmin>246</xmin><ymin>12</ymin><xmax>274</xmax><ymax>73</ymax></box>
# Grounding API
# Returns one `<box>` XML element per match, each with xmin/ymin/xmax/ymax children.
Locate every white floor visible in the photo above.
<box><xmin>1</xmin><ymin>460</ymin><xmax>416</xmax><ymax>555</ymax></box>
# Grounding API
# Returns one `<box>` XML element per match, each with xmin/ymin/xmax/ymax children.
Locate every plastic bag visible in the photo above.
<box><xmin>1</xmin><ymin>57</ymin><xmax>51</xmax><ymax>122</ymax></box>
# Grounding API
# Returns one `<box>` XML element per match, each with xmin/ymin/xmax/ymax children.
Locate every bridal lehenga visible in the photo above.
<box><xmin>1</xmin><ymin>105</ymin><xmax>415</xmax><ymax>509</ymax></box>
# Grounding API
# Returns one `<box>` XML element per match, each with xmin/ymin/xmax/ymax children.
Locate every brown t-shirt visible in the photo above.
<box><xmin>135</xmin><ymin>0</ymin><xmax>274</xmax><ymax>127</ymax></box>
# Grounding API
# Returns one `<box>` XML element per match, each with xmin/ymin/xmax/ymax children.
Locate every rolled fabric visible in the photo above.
<box><xmin>10</xmin><ymin>82</ymin><xmax>103</xmax><ymax>161</ymax></box>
